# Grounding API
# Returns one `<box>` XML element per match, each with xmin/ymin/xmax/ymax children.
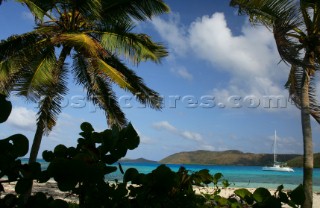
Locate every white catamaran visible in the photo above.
<box><xmin>262</xmin><ymin>131</ymin><xmax>294</xmax><ymax>172</ymax></box>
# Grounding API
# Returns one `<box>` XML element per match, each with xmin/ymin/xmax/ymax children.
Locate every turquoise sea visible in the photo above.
<box><xmin>32</xmin><ymin>159</ymin><xmax>320</xmax><ymax>192</ymax></box>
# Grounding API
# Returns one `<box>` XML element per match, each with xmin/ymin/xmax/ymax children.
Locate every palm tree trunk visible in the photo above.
<box><xmin>23</xmin><ymin>46</ymin><xmax>71</xmax><ymax>202</ymax></box>
<box><xmin>29</xmin><ymin>122</ymin><xmax>45</xmax><ymax>163</ymax></box>
<box><xmin>301</xmin><ymin>71</ymin><xmax>313</xmax><ymax>208</ymax></box>
<box><xmin>21</xmin><ymin>121</ymin><xmax>45</xmax><ymax>202</ymax></box>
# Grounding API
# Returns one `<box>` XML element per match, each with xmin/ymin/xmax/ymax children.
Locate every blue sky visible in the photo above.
<box><xmin>0</xmin><ymin>0</ymin><xmax>320</xmax><ymax>161</ymax></box>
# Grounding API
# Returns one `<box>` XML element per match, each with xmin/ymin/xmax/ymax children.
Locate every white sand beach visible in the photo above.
<box><xmin>2</xmin><ymin>182</ymin><xmax>320</xmax><ymax>207</ymax></box>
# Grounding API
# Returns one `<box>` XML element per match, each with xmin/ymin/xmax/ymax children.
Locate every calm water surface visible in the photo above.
<box><xmin>33</xmin><ymin>159</ymin><xmax>320</xmax><ymax>192</ymax></box>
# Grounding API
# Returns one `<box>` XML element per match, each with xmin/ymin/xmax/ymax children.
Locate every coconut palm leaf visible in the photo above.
<box><xmin>102</xmin><ymin>0</ymin><xmax>170</xmax><ymax>22</ymax></box>
<box><xmin>103</xmin><ymin>55</ymin><xmax>163</xmax><ymax>109</ymax></box>
<box><xmin>99</xmin><ymin>31</ymin><xmax>168</xmax><ymax>64</ymax></box>
<box><xmin>0</xmin><ymin>32</ymin><xmax>44</xmax><ymax>60</ymax></box>
<box><xmin>72</xmin><ymin>53</ymin><xmax>127</xmax><ymax>126</ymax></box>
<box><xmin>15</xmin><ymin>46</ymin><xmax>56</xmax><ymax>101</ymax></box>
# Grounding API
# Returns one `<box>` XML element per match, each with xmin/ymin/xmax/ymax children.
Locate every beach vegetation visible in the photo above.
<box><xmin>230</xmin><ymin>0</ymin><xmax>320</xmax><ymax>207</ymax></box>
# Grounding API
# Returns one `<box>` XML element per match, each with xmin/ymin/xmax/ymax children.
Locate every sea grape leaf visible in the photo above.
<box><xmin>5</xmin><ymin>134</ymin><xmax>29</xmax><ymax>157</ymax></box>
<box><xmin>213</xmin><ymin>172</ymin><xmax>223</xmax><ymax>184</ymax></box>
<box><xmin>53</xmin><ymin>144</ymin><xmax>68</xmax><ymax>158</ymax></box>
<box><xmin>2</xmin><ymin>194</ymin><xmax>17</xmax><ymax>207</ymax></box>
<box><xmin>28</xmin><ymin>192</ymin><xmax>47</xmax><ymax>208</ymax></box>
<box><xmin>123</xmin><ymin>123</ymin><xmax>140</xmax><ymax>150</ymax></box>
<box><xmin>80</xmin><ymin>122</ymin><xmax>94</xmax><ymax>132</ymax></box>
<box><xmin>234</xmin><ymin>188</ymin><xmax>254</xmax><ymax>204</ymax></box>
<box><xmin>20</xmin><ymin>162</ymin><xmax>41</xmax><ymax>179</ymax></box>
<box><xmin>0</xmin><ymin>94</ymin><xmax>12</xmax><ymax>123</ymax></box>
<box><xmin>42</xmin><ymin>150</ymin><xmax>54</xmax><ymax>162</ymax></box>
<box><xmin>49</xmin><ymin>199</ymin><xmax>69</xmax><ymax>208</ymax></box>
<box><xmin>288</xmin><ymin>184</ymin><xmax>305</xmax><ymax>205</ymax></box>
<box><xmin>124</xmin><ymin>168</ymin><xmax>139</xmax><ymax>183</ymax></box>
<box><xmin>15</xmin><ymin>179</ymin><xmax>32</xmax><ymax>194</ymax></box>
<box><xmin>216</xmin><ymin>195</ymin><xmax>229</xmax><ymax>206</ymax></box>
<box><xmin>253</xmin><ymin>187</ymin><xmax>271</xmax><ymax>203</ymax></box>
<box><xmin>37</xmin><ymin>170</ymin><xmax>50</xmax><ymax>183</ymax></box>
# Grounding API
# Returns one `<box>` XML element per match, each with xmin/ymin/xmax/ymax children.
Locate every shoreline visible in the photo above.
<box><xmin>2</xmin><ymin>181</ymin><xmax>320</xmax><ymax>207</ymax></box>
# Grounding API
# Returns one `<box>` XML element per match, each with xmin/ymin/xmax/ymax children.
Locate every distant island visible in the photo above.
<box><xmin>120</xmin><ymin>157</ymin><xmax>158</xmax><ymax>164</ymax></box>
<box><xmin>159</xmin><ymin>150</ymin><xmax>320</xmax><ymax>168</ymax></box>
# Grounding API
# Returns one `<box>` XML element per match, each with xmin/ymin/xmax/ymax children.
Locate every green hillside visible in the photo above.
<box><xmin>160</xmin><ymin>150</ymin><xmax>300</xmax><ymax>166</ymax></box>
<box><xmin>287</xmin><ymin>153</ymin><xmax>320</xmax><ymax>168</ymax></box>
<box><xmin>120</xmin><ymin>158</ymin><xmax>158</xmax><ymax>164</ymax></box>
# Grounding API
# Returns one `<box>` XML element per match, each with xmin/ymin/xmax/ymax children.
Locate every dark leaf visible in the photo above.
<box><xmin>5</xmin><ymin>134</ymin><xmax>29</xmax><ymax>157</ymax></box>
<box><xmin>15</xmin><ymin>179</ymin><xmax>32</xmax><ymax>194</ymax></box>
<box><xmin>0</xmin><ymin>94</ymin><xmax>12</xmax><ymax>123</ymax></box>
<box><xmin>80</xmin><ymin>122</ymin><xmax>94</xmax><ymax>132</ymax></box>
<box><xmin>288</xmin><ymin>184</ymin><xmax>305</xmax><ymax>205</ymax></box>
<box><xmin>123</xmin><ymin>168</ymin><xmax>139</xmax><ymax>183</ymax></box>
<box><xmin>42</xmin><ymin>150</ymin><xmax>54</xmax><ymax>162</ymax></box>
<box><xmin>49</xmin><ymin>199</ymin><xmax>69</xmax><ymax>208</ymax></box>
<box><xmin>253</xmin><ymin>187</ymin><xmax>271</xmax><ymax>203</ymax></box>
<box><xmin>53</xmin><ymin>144</ymin><xmax>68</xmax><ymax>158</ymax></box>
<box><xmin>234</xmin><ymin>188</ymin><xmax>254</xmax><ymax>204</ymax></box>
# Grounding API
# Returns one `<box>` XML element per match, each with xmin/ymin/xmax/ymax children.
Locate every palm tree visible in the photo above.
<box><xmin>230</xmin><ymin>0</ymin><xmax>320</xmax><ymax>207</ymax></box>
<box><xmin>0</xmin><ymin>0</ymin><xmax>169</xmax><ymax>195</ymax></box>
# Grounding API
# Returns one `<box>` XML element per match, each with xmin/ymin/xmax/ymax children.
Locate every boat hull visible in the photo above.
<box><xmin>262</xmin><ymin>166</ymin><xmax>294</xmax><ymax>172</ymax></box>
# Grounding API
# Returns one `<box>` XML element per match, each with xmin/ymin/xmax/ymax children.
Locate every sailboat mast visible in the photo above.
<box><xmin>274</xmin><ymin>130</ymin><xmax>277</xmax><ymax>163</ymax></box>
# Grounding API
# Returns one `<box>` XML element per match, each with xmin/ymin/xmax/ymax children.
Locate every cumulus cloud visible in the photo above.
<box><xmin>152</xmin><ymin>12</ymin><xmax>290</xmax><ymax>105</ymax></box>
<box><xmin>7</xmin><ymin>107</ymin><xmax>37</xmax><ymax>132</ymax></box>
<box><xmin>152</xmin><ymin>13</ymin><xmax>188</xmax><ymax>56</ymax></box>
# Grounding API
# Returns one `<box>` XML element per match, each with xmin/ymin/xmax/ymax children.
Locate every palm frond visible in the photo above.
<box><xmin>94</xmin><ymin>58</ymin><xmax>133</xmax><ymax>91</ymax></box>
<box><xmin>230</xmin><ymin>0</ymin><xmax>299</xmax><ymax>27</ymax></box>
<box><xmin>0</xmin><ymin>33</ymin><xmax>49</xmax><ymax>95</ymax></box>
<box><xmin>0</xmin><ymin>32</ymin><xmax>45</xmax><ymax>60</ymax></box>
<box><xmin>15</xmin><ymin>46</ymin><xmax>56</xmax><ymax>101</ymax></box>
<box><xmin>0</xmin><ymin>58</ymin><xmax>23</xmax><ymax>94</ymax></box>
<box><xmin>102</xmin><ymin>0</ymin><xmax>169</xmax><ymax>22</ymax></box>
<box><xmin>99</xmin><ymin>31</ymin><xmax>168</xmax><ymax>64</ymax></box>
<box><xmin>37</xmin><ymin>58</ymin><xmax>68</xmax><ymax>133</ymax></box>
<box><xmin>103</xmin><ymin>55</ymin><xmax>163</xmax><ymax>109</ymax></box>
<box><xmin>308</xmin><ymin>75</ymin><xmax>320</xmax><ymax>123</ymax></box>
<box><xmin>273</xmin><ymin>20</ymin><xmax>306</xmax><ymax>66</ymax></box>
<box><xmin>285</xmin><ymin>64</ymin><xmax>320</xmax><ymax>123</ymax></box>
<box><xmin>18</xmin><ymin>0</ymin><xmax>46</xmax><ymax>22</ymax></box>
<box><xmin>72</xmin><ymin>53</ymin><xmax>127</xmax><ymax>127</ymax></box>
<box><xmin>51</xmin><ymin>33</ymin><xmax>106</xmax><ymax>57</ymax></box>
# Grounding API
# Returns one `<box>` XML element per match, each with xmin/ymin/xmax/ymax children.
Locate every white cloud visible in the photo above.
<box><xmin>181</xmin><ymin>131</ymin><xmax>203</xmax><ymax>142</ymax></box>
<box><xmin>152</xmin><ymin>13</ymin><xmax>188</xmax><ymax>56</ymax></box>
<box><xmin>153</xmin><ymin>121</ymin><xmax>177</xmax><ymax>133</ymax></box>
<box><xmin>189</xmin><ymin>13</ymin><xmax>278</xmax><ymax>77</ymax></box>
<box><xmin>7</xmin><ymin>107</ymin><xmax>36</xmax><ymax>132</ymax></box>
<box><xmin>152</xmin><ymin>12</ymin><xmax>290</xmax><ymax>105</ymax></box>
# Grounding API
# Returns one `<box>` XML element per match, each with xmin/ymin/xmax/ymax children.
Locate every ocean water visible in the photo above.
<box><xmin>109</xmin><ymin>163</ymin><xmax>320</xmax><ymax>192</ymax></box>
<box><xmin>29</xmin><ymin>159</ymin><xmax>320</xmax><ymax>192</ymax></box>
